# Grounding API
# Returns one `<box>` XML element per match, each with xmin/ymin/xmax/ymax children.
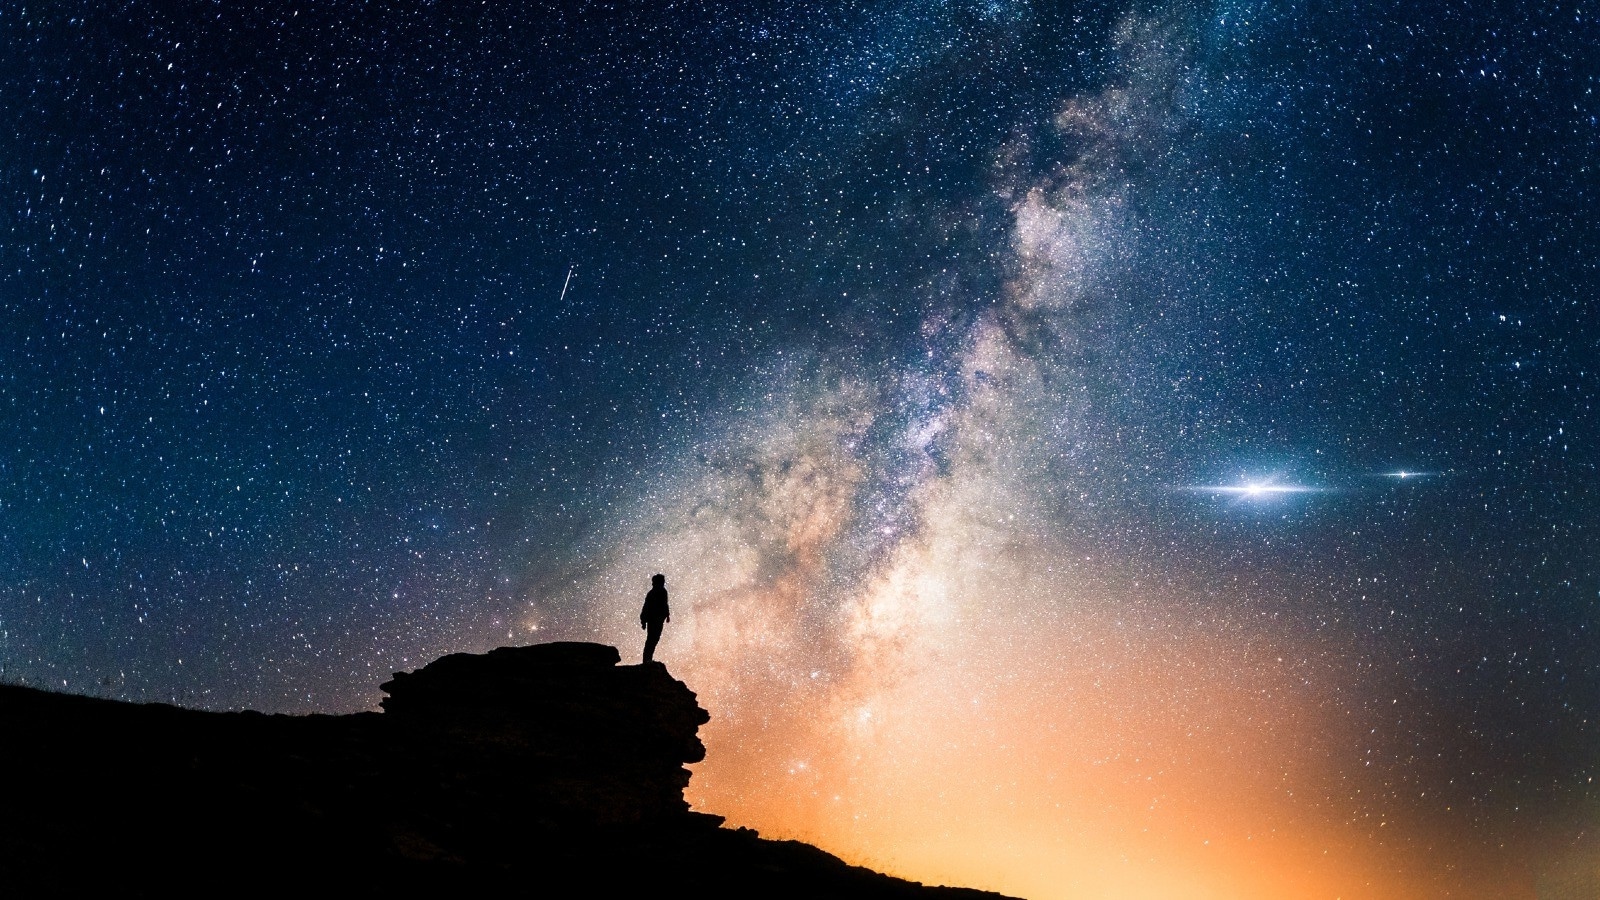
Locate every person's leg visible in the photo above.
<box><xmin>643</xmin><ymin>620</ymin><xmax>663</xmax><ymax>663</ymax></box>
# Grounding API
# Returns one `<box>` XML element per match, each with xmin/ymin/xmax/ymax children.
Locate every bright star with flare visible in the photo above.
<box><xmin>1380</xmin><ymin>470</ymin><xmax>1432</xmax><ymax>480</ymax></box>
<box><xmin>1180</xmin><ymin>476</ymin><xmax>1322</xmax><ymax>498</ymax></box>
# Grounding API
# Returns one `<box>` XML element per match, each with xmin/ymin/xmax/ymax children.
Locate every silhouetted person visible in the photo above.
<box><xmin>640</xmin><ymin>573</ymin><xmax>670</xmax><ymax>663</ymax></box>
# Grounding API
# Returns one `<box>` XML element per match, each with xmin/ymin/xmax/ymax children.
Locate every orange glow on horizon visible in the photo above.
<box><xmin>582</xmin><ymin>509</ymin><xmax>1553</xmax><ymax>900</ymax></box>
<box><xmin>672</xmin><ymin>586</ymin><xmax>1542</xmax><ymax>900</ymax></box>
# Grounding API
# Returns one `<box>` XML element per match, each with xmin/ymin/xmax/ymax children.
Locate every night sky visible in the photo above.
<box><xmin>4</xmin><ymin>2</ymin><xmax>1599</xmax><ymax>897</ymax></box>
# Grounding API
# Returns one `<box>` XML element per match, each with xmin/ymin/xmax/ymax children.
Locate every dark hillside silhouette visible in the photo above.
<box><xmin>0</xmin><ymin>642</ymin><xmax>1015</xmax><ymax>899</ymax></box>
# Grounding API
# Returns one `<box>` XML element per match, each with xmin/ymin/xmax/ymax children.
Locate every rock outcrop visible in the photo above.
<box><xmin>0</xmin><ymin>642</ymin><xmax>1015</xmax><ymax>899</ymax></box>
<box><xmin>379</xmin><ymin>642</ymin><xmax>712</xmax><ymax>829</ymax></box>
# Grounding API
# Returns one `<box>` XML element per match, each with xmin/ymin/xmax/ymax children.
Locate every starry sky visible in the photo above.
<box><xmin>4</xmin><ymin>1</ymin><xmax>1599</xmax><ymax>897</ymax></box>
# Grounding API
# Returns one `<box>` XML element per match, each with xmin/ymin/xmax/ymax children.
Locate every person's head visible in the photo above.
<box><xmin>652</xmin><ymin>573</ymin><xmax>666</xmax><ymax>587</ymax></box>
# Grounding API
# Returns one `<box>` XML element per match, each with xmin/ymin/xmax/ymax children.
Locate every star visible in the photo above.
<box><xmin>1181</xmin><ymin>475</ymin><xmax>1321</xmax><ymax>498</ymax></box>
<box><xmin>1379</xmin><ymin>470</ymin><xmax>1432</xmax><ymax>480</ymax></box>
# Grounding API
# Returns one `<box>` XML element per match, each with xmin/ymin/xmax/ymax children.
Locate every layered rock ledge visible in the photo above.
<box><xmin>378</xmin><ymin>642</ymin><xmax>720</xmax><ymax>841</ymax></box>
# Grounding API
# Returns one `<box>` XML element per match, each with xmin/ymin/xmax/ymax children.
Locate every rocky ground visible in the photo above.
<box><xmin>0</xmin><ymin>641</ymin><xmax>1015</xmax><ymax>898</ymax></box>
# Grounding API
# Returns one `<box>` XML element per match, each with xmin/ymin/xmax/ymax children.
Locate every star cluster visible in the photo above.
<box><xmin>3</xmin><ymin>2</ymin><xmax>1598</xmax><ymax>897</ymax></box>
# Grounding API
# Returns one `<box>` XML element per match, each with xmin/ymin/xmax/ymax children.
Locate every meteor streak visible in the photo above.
<box><xmin>557</xmin><ymin>266</ymin><xmax>574</xmax><ymax>304</ymax></box>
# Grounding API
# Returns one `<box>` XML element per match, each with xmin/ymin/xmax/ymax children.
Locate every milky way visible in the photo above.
<box><xmin>4</xmin><ymin>2</ymin><xmax>1598</xmax><ymax>897</ymax></box>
